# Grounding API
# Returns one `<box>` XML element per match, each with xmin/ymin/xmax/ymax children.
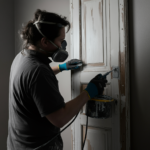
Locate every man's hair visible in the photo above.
<box><xmin>19</xmin><ymin>9</ymin><xmax>70</xmax><ymax>49</ymax></box>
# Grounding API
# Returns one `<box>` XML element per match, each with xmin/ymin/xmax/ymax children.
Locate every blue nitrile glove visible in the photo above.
<box><xmin>84</xmin><ymin>74</ymin><xmax>107</xmax><ymax>99</ymax></box>
<box><xmin>58</xmin><ymin>59</ymin><xmax>82</xmax><ymax>71</ymax></box>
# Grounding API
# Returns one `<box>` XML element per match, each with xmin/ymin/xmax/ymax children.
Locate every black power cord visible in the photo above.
<box><xmin>33</xmin><ymin>111</ymin><xmax>89</xmax><ymax>150</ymax></box>
<box><xmin>34</xmin><ymin>112</ymin><xmax>79</xmax><ymax>150</ymax></box>
<box><xmin>82</xmin><ymin>114</ymin><xmax>88</xmax><ymax>150</ymax></box>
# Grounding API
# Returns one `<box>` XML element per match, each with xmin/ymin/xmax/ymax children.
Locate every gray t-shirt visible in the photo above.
<box><xmin>7</xmin><ymin>49</ymin><xmax>65</xmax><ymax>150</ymax></box>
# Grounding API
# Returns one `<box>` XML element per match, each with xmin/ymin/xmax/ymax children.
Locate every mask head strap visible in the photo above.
<box><xmin>33</xmin><ymin>21</ymin><xmax>64</xmax><ymax>27</ymax></box>
<box><xmin>33</xmin><ymin>21</ymin><xmax>64</xmax><ymax>37</ymax></box>
<box><xmin>33</xmin><ymin>21</ymin><xmax>46</xmax><ymax>37</ymax></box>
<box><xmin>33</xmin><ymin>20</ymin><xmax>64</xmax><ymax>48</ymax></box>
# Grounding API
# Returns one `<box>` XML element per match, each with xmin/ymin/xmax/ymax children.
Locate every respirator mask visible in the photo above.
<box><xmin>48</xmin><ymin>39</ymin><xmax>68</xmax><ymax>62</ymax></box>
<box><xmin>33</xmin><ymin>20</ymin><xmax>68</xmax><ymax>62</ymax></box>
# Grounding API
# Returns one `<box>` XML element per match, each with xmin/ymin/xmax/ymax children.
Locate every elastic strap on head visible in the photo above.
<box><xmin>49</xmin><ymin>40</ymin><xmax>59</xmax><ymax>48</ymax></box>
<box><xmin>33</xmin><ymin>22</ymin><xmax>59</xmax><ymax>48</ymax></box>
<box><xmin>33</xmin><ymin>21</ymin><xmax>46</xmax><ymax>37</ymax></box>
<box><xmin>33</xmin><ymin>21</ymin><xmax>64</xmax><ymax>27</ymax></box>
<box><xmin>33</xmin><ymin>20</ymin><xmax>64</xmax><ymax>41</ymax></box>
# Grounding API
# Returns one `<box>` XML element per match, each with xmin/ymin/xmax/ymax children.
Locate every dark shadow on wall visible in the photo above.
<box><xmin>128</xmin><ymin>0</ymin><xmax>136</xmax><ymax>149</ymax></box>
<box><xmin>0</xmin><ymin>0</ymin><xmax>15</xmax><ymax>150</ymax></box>
<box><xmin>129</xmin><ymin>0</ymin><xmax>150</xmax><ymax>150</ymax></box>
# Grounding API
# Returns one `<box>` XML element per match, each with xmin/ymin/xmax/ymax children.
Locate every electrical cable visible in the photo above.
<box><xmin>33</xmin><ymin>112</ymin><xmax>79</xmax><ymax>150</ymax></box>
<box><xmin>82</xmin><ymin>114</ymin><xmax>88</xmax><ymax>150</ymax></box>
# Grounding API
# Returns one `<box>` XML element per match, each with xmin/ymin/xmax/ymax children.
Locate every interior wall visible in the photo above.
<box><xmin>0</xmin><ymin>0</ymin><xmax>15</xmax><ymax>150</ymax></box>
<box><xmin>14</xmin><ymin>0</ymin><xmax>71</xmax><ymax>150</ymax></box>
<box><xmin>1</xmin><ymin>0</ymin><xmax>150</xmax><ymax>150</ymax></box>
<box><xmin>129</xmin><ymin>0</ymin><xmax>150</xmax><ymax>149</ymax></box>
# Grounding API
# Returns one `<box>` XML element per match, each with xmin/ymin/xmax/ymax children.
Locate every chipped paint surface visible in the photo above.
<box><xmin>99</xmin><ymin>1</ymin><xmax>103</xmax><ymax>29</ymax></box>
<box><xmin>72</xmin><ymin>137</ymin><xmax>73</xmax><ymax>150</ymax></box>
<box><xmin>87</xmin><ymin>139</ymin><xmax>93</xmax><ymax>150</ymax></box>
<box><xmin>91</xmin><ymin>8</ymin><xmax>93</xmax><ymax>16</ymax></box>
<box><xmin>121</xmin><ymin>4</ymin><xmax>124</xmax><ymax>24</ymax></box>
<box><xmin>70</xmin><ymin>0</ymin><xmax>130</xmax><ymax>149</ymax></box>
<box><xmin>119</xmin><ymin>50</ymin><xmax>126</xmax><ymax>150</ymax></box>
<box><xmin>84</xmin><ymin>0</ymin><xmax>91</xmax><ymax>2</ymax></box>
<box><xmin>119</xmin><ymin>1</ymin><xmax>127</xmax><ymax>149</ymax></box>
<box><xmin>71</xmin><ymin>125</ymin><xmax>74</xmax><ymax>150</ymax></box>
<box><xmin>120</xmin><ymin>51</ymin><xmax>125</xmax><ymax>96</ymax></box>
<box><xmin>71</xmin><ymin>3</ymin><xmax>74</xmax><ymax>9</ymax></box>
<box><xmin>84</xmin><ymin>4</ymin><xmax>86</xmax><ymax>64</ymax></box>
<box><xmin>120</xmin><ymin>96</ymin><xmax>126</xmax><ymax>150</ymax></box>
<box><xmin>122</xmin><ymin>12</ymin><xmax>124</xmax><ymax>24</ymax></box>
<box><xmin>87</xmin><ymin>62</ymin><xmax>104</xmax><ymax>66</ymax></box>
<box><xmin>82</xmin><ymin>0</ymin><xmax>104</xmax><ymax>64</ymax></box>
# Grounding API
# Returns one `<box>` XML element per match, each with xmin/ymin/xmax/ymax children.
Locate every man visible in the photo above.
<box><xmin>7</xmin><ymin>9</ymin><xmax>107</xmax><ymax>150</ymax></box>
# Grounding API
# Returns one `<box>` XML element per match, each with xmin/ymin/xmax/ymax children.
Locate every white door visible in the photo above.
<box><xmin>70</xmin><ymin>0</ymin><xmax>130</xmax><ymax>150</ymax></box>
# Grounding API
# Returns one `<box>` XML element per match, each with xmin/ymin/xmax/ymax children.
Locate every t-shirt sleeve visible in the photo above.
<box><xmin>30</xmin><ymin>65</ymin><xmax>65</xmax><ymax>117</ymax></box>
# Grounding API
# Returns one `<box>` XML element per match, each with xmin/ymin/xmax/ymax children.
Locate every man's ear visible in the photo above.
<box><xmin>40</xmin><ymin>37</ymin><xmax>49</xmax><ymax>48</ymax></box>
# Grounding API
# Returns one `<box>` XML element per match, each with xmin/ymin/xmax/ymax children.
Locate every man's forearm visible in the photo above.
<box><xmin>46</xmin><ymin>91</ymin><xmax>90</xmax><ymax>128</ymax></box>
<box><xmin>51</xmin><ymin>66</ymin><xmax>61</xmax><ymax>75</ymax></box>
<box><xmin>60</xmin><ymin>91</ymin><xmax>89</xmax><ymax>127</ymax></box>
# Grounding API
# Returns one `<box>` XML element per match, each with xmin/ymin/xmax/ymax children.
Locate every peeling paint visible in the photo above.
<box><xmin>84</xmin><ymin>0</ymin><xmax>91</xmax><ymax>2</ymax></box>
<box><xmin>99</xmin><ymin>2</ymin><xmax>103</xmax><ymax>25</ymax></box>
<box><xmin>79</xmin><ymin>0</ymin><xmax>82</xmax><ymax>61</ymax></box>
<box><xmin>71</xmin><ymin>124</ymin><xmax>75</xmax><ymax>150</ymax></box>
<box><xmin>83</xmin><ymin>0</ymin><xmax>104</xmax><ymax>65</ymax></box>
<box><xmin>99</xmin><ymin>2</ymin><xmax>103</xmax><ymax>30</ymax></box>
<box><xmin>119</xmin><ymin>35</ymin><xmax>126</xmax><ymax>149</ymax></box>
<box><xmin>71</xmin><ymin>23</ymin><xmax>73</xmax><ymax>29</ymax></box>
<box><xmin>120</xmin><ymin>51</ymin><xmax>125</xmax><ymax>96</ymax></box>
<box><xmin>87</xmin><ymin>139</ymin><xmax>93</xmax><ymax>150</ymax></box>
<box><xmin>122</xmin><ymin>12</ymin><xmax>124</xmax><ymax>24</ymax></box>
<box><xmin>71</xmin><ymin>128</ymin><xmax>73</xmax><ymax>150</ymax></box>
<box><xmin>84</xmin><ymin>4</ymin><xmax>87</xmax><ymax>63</ymax></box>
<box><xmin>119</xmin><ymin>49</ymin><xmax>126</xmax><ymax>150</ymax></box>
<box><xmin>91</xmin><ymin>8</ymin><xmax>93</xmax><ymax>16</ymax></box>
<box><xmin>111</xmin><ymin>66</ymin><xmax>113</xmax><ymax>79</ymax></box>
<box><xmin>91</xmin><ymin>7</ymin><xmax>94</xmax><ymax>32</ymax></box>
<box><xmin>120</xmin><ymin>105</ymin><xmax>126</xmax><ymax>150</ymax></box>
<box><xmin>109</xmin><ymin>0</ymin><xmax>111</xmax><ymax>69</ymax></box>
<box><xmin>87</xmin><ymin>62</ymin><xmax>104</xmax><ymax>67</ymax></box>
<box><xmin>71</xmin><ymin>3</ymin><xmax>74</xmax><ymax>9</ymax></box>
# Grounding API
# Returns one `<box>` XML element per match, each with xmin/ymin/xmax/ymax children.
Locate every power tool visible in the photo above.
<box><xmin>86</xmin><ymin>68</ymin><xmax>117</xmax><ymax>119</ymax></box>
<box><xmin>82</xmin><ymin>69</ymin><xmax>117</xmax><ymax>149</ymax></box>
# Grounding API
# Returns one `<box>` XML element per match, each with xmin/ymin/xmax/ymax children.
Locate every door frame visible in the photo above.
<box><xmin>69</xmin><ymin>0</ymin><xmax>130</xmax><ymax>149</ymax></box>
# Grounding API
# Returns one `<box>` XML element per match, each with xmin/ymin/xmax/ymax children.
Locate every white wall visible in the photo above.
<box><xmin>14</xmin><ymin>0</ymin><xmax>71</xmax><ymax>150</ymax></box>
<box><xmin>129</xmin><ymin>0</ymin><xmax>150</xmax><ymax>149</ymax></box>
<box><xmin>0</xmin><ymin>0</ymin><xmax>15</xmax><ymax>150</ymax></box>
<box><xmin>1</xmin><ymin>0</ymin><xmax>150</xmax><ymax>150</ymax></box>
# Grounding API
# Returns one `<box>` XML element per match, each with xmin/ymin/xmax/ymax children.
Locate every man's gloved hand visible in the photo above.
<box><xmin>58</xmin><ymin>59</ymin><xmax>82</xmax><ymax>71</ymax></box>
<box><xmin>84</xmin><ymin>74</ymin><xmax>107</xmax><ymax>99</ymax></box>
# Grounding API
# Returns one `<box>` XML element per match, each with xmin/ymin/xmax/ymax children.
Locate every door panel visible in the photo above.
<box><xmin>83</xmin><ymin>126</ymin><xmax>112</xmax><ymax>150</ymax></box>
<box><xmin>70</xmin><ymin>0</ymin><xmax>129</xmax><ymax>149</ymax></box>
<box><xmin>82</xmin><ymin>0</ymin><xmax>104</xmax><ymax>65</ymax></box>
<box><xmin>82</xmin><ymin>0</ymin><xmax>110</xmax><ymax>72</ymax></box>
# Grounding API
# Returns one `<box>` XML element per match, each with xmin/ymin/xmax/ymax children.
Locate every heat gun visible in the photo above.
<box><xmin>85</xmin><ymin>68</ymin><xmax>117</xmax><ymax>119</ymax></box>
<box><xmin>99</xmin><ymin>67</ymin><xmax>118</xmax><ymax>79</ymax></box>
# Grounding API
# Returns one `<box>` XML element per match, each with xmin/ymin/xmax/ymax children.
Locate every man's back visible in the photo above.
<box><xmin>7</xmin><ymin>49</ymin><xmax>65</xmax><ymax>150</ymax></box>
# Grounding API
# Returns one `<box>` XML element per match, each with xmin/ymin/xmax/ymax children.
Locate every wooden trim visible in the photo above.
<box><xmin>119</xmin><ymin>0</ymin><xmax>130</xmax><ymax>150</ymax></box>
<box><xmin>125</xmin><ymin>0</ymin><xmax>130</xmax><ymax>149</ymax></box>
<box><xmin>87</xmin><ymin>63</ymin><xmax>105</xmax><ymax>66</ymax></box>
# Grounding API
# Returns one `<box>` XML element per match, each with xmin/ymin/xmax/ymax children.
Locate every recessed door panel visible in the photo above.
<box><xmin>83</xmin><ymin>126</ymin><xmax>112</xmax><ymax>150</ymax></box>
